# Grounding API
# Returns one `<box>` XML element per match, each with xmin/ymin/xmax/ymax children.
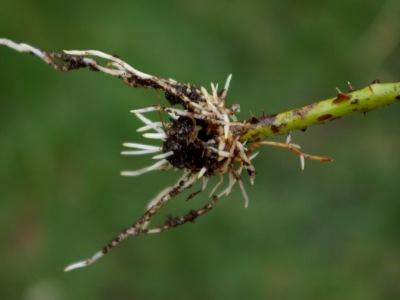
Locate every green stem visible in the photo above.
<box><xmin>241</xmin><ymin>82</ymin><xmax>400</xmax><ymax>142</ymax></box>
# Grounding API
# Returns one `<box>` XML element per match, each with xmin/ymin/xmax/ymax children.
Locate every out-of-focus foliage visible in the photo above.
<box><xmin>0</xmin><ymin>1</ymin><xmax>399</xmax><ymax>299</ymax></box>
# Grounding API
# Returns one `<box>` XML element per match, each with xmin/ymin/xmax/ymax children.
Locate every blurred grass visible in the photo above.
<box><xmin>1</xmin><ymin>0</ymin><xmax>400</xmax><ymax>299</ymax></box>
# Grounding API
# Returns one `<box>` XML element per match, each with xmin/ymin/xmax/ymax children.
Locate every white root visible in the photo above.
<box><xmin>121</xmin><ymin>159</ymin><xmax>168</xmax><ymax>177</ymax></box>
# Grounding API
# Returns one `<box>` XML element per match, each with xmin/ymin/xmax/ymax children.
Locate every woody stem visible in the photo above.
<box><xmin>241</xmin><ymin>82</ymin><xmax>400</xmax><ymax>142</ymax></box>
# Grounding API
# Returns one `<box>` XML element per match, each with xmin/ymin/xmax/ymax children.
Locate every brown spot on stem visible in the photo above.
<box><xmin>371</xmin><ymin>79</ymin><xmax>380</xmax><ymax>84</ymax></box>
<box><xmin>318</xmin><ymin>114</ymin><xmax>333</xmax><ymax>121</ymax></box>
<box><xmin>333</xmin><ymin>93</ymin><xmax>351</xmax><ymax>104</ymax></box>
<box><xmin>293</xmin><ymin>103</ymin><xmax>317</xmax><ymax>119</ymax></box>
<box><xmin>271</xmin><ymin>125</ymin><xmax>280</xmax><ymax>133</ymax></box>
<box><xmin>251</xmin><ymin>113</ymin><xmax>277</xmax><ymax>125</ymax></box>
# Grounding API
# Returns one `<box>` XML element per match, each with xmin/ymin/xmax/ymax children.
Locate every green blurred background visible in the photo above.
<box><xmin>1</xmin><ymin>1</ymin><xmax>400</xmax><ymax>299</ymax></box>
